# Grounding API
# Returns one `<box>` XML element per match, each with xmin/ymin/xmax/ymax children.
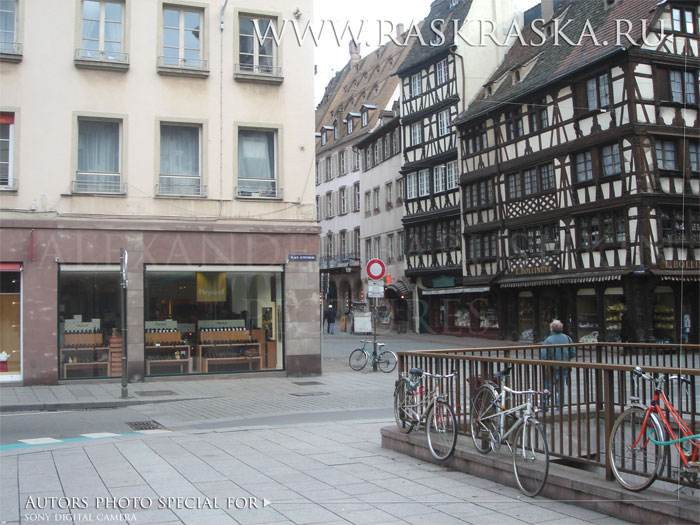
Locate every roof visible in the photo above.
<box><xmin>353</xmin><ymin>116</ymin><xmax>400</xmax><ymax>150</ymax></box>
<box><xmin>454</xmin><ymin>0</ymin><xmax>661</xmax><ymax>125</ymax></box>
<box><xmin>396</xmin><ymin>0</ymin><xmax>474</xmax><ymax>77</ymax></box>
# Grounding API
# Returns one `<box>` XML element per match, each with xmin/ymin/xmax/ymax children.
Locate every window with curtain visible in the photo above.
<box><xmin>162</xmin><ymin>7</ymin><xmax>202</xmax><ymax>68</ymax></box>
<box><xmin>0</xmin><ymin>0</ymin><xmax>17</xmax><ymax>54</ymax></box>
<box><xmin>76</xmin><ymin>118</ymin><xmax>121</xmax><ymax>193</ymax></box>
<box><xmin>238</xmin><ymin>129</ymin><xmax>277</xmax><ymax>197</ymax></box>
<box><xmin>159</xmin><ymin>124</ymin><xmax>201</xmax><ymax>196</ymax></box>
<box><xmin>80</xmin><ymin>0</ymin><xmax>123</xmax><ymax>60</ymax></box>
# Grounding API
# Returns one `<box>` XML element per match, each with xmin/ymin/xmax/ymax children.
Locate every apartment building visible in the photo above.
<box><xmin>0</xmin><ymin>0</ymin><xmax>318</xmax><ymax>385</ymax></box>
<box><xmin>456</xmin><ymin>0</ymin><xmax>700</xmax><ymax>343</ymax></box>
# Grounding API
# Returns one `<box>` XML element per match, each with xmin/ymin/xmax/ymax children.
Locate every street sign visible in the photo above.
<box><xmin>368</xmin><ymin>281</ymin><xmax>385</xmax><ymax>298</ymax></box>
<box><xmin>366</xmin><ymin>258</ymin><xmax>386</xmax><ymax>280</ymax></box>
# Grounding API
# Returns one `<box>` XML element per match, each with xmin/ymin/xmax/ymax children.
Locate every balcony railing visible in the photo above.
<box><xmin>236</xmin><ymin>180</ymin><xmax>282</xmax><ymax>199</ymax></box>
<box><xmin>234</xmin><ymin>63</ymin><xmax>283</xmax><ymax>84</ymax></box>
<box><xmin>156</xmin><ymin>176</ymin><xmax>207</xmax><ymax>198</ymax></box>
<box><xmin>0</xmin><ymin>178</ymin><xmax>18</xmax><ymax>191</ymax></box>
<box><xmin>75</xmin><ymin>48</ymin><xmax>129</xmax><ymax>63</ymax></box>
<box><xmin>72</xmin><ymin>173</ymin><xmax>125</xmax><ymax>195</ymax></box>
<box><xmin>157</xmin><ymin>56</ymin><xmax>209</xmax><ymax>77</ymax></box>
<box><xmin>319</xmin><ymin>253</ymin><xmax>361</xmax><ymax>270</ymax></box>
<box><xmin>0</xmin><ymin>41</ymin><xmax>22</xmax><ymax>60</ymax></box>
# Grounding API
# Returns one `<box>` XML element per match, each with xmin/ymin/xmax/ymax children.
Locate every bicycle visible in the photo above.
<box><xmin>607</xmin><ymin>366</ymin><xmax>700</xmax><ymax>491</ymax></box>
<box><xmin>470</xmin><ymin>365</ymin><xmax>551</xmax><ymax>497</ymax></box>
<box><xmin>393</xmin><ymin>367</ymin><xmax>458</xmax><ymax>461</ymax></box>
<box><xmin>348</xmin><ymin>340</ymin><xmax>397</xmax><ymax>373</ymax></box>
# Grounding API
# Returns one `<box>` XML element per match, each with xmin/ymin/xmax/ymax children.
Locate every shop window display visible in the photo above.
<box><xmin>603</xmin><ymin>287</ymin><xmax>625</xmax><ymax>341</ymax></box>
<box><xmin>518</xmin><ymin>292</ymin><xmax>535</xmax><ymax>341</ymax></box>
<box><xmin>58</xmin><ymin>268</ymin><xmax>122</xmax><ymax>379</ymax></box>
<box><xmin>144</xmin><ymin>268</ymin><xmax>283</xmax><ymax>375</ymax></box>
<box><xmin>653</xmin><ymin>286</ymin><xmax>675</xmax><ymax>343</ymax></box>
<box><xmin>576</xmin><ymin>289</ymin><xmax>599</xmax><ymax>343</ymax></box>
<box><xmin>0</xmin><ymin>271</ymin><xmax>21</xmax><ymax>378</ymax></box>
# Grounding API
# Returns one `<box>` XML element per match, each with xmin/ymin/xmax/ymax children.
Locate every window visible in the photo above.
<box><xmin>655</xmin><ymin>140</ymin><xmax>677</xmax><ymax>170</ymax></box>
<box><xmin>238</xmin><ymin>128</ymin><xmax>278</xmax><ymax>198</ymax></box>
<box><xmin>468</xmin><ymin>232</ymin><xmax>498</xmax><ymax>260</ymax></box>
<box><xmin>507</xmin><ymin>173</ymin><xmax>521</xmax><ymax>199</ymax></box>
<box><xmin>671</xmin><ymin>7</ymin><xmax>696</xmax><ymax>34</ymax></box>
<box><xmin>347</xmin><ymin>118</ymin><xmax>353</xmax><ymax>134</ymax></box>
<box><xmin>387</xmin><ymin>234</ymin><xmax>395</xmax><ymax>263</ymax></box>
<box><xmin>529</xmin><ymin>100</ymin><xmax>549</xmax><ymax>133</ymax></box>
<box><xmin>365</xmin><ymin>239</ymin><xmax>372</xmax><ymax>262</ymax></box>
<box><xmin>239</xmin><ymin>16</ymin><xmax>277</xmax><ymax>75</ymax></box>
<box><xmin>575</xmin><ymin>151</ymin><xmax>593</xmax><ymax>182</ymax></box>
<box><xmin>161</xmin><ymin>7</ymin><xmax>205</xmax><ymax>69</ymax></box>
<box><xmin>0</xmin><ymin>0</ymin><xmax>18</xmax><ymax>55</ymax></box>
<box><xmin>361</xmin><ymin>109</ymin><xmax>368</xmax><ymax>127</ymax></box>
<box><xmin>316</xmin><ymin>196</ymin><xmax>321</xmax><ymax>221</ymax></box>
<box><xmin>315</xmin><ymin>161</ymin><xmax>321</xmax><ymax>185</ymax></box>
<box><xmin>406</xmin><ymin>173</ymin><xmax>417</xmax><ymax>199</ymax></box>
<box><xmin>352</xmin><ymin>149</ymin><xmax>360</xmax><ymax>171</ymax></box>
<box><xmin>78</xmin><ymin>1</ymin><xmax>124</xmax><ymax>62</ymax></box>
<box><xmin>602</xmin><ymin>143</ymin><xmax>622</xmax><ymax>176</ymax></box>
<box><xmin>446</xmin><ymin>161</ymin><xmax>457</xmax><ymax>190</ymax></box>
<box><xmin>373</xmin><ymin>237</ymin><xmax>381</xmax><ymax>260</ymax></box>
<box><xmin>0</xmin><ymin>112</ymin><xmax>14</xmax><ymax>189</ymax></box>
<box><xmin>392</xmin><ymin>129</ymin><xmax>400</xmax><ymax>154</ymax></box>
<box><xmin>586</xmin><ymin>73</ymin><xmax>610</xmax><ymax>110</ymax></box>
<box><xmin>437</xmin><ymin>109</ymin><xmax>450</xmax><ymax>137</ymax></box>
<box><xmin>364</xmin><ymin>191</ymin><xmax>371</xmax><ymax>216</ymax></box>
<box><xmin>410</xmin><ymin>73</ymin><xmax>422</xmax><ymax>97</ymax></box>
<box><xmin>321</xmin><ymin>132</ymin><xmax>327</xmax><ymax>146</ymax></box>
<box><xmin>523</xmin><ymin>168</ymin><xmax>537</xmax><ymax>196</ymax></box>
<box><xmin>326</xmin><ymin>191</ymin><xmax>334</xmax><ymax>218</ymax></box>
<box><xmin>374</xmin><ymin>141</ymin><xmax>380</xmax><ymax>165</ymax></box>
<box><xmin>505</xmin><ymin>110</ymin><xmax>523</xmax><ymax>141</ymax></box>
<box><xmin>436</xmin><ymin>58</ymin><xmax>449</xmax><ymax>85</ymax></box>
<box><xmin>76</xmin><ymin>118</ymin><xmax>122</xmax><ymax>193</ymax></box>
<box><xmin>159</xmin><ymin>123</ymin><xmax>202</xmax><ymax>196</ymax></box>
<box><xmin>365</xmin><ymin>148</ymin><xmax>372</xmax><ymax>171</ymax></box>
<box><xmin>373</xmin><ymin>187</ymin><xmax>380</xmax><ymax>212</ymax></box>
<box><xmin>384</xmin><ymin>136</ymin><xmax>391</xmax><ymax>159</ymax></box>
<box><xmin>339</xmin><ymin>187</ymin><xmax>348</xmax><ymax>214</ymax></box>
<box><xmin>410</xmin><ymin>121</ymin><xmax>422</xmax><ymax>146</ymax></box>
<box><xmin>340</xmin><ymin>150</ymin><xmax>347</xmax><ymax>175</ymax></box>
<box><xmin>434</xmin><ymin>165</ymin><xmax>445</xmax><ymax>193</ymax></box>
<box><xmin>669</xmin><ymin>70</ymin><xmax>697</xmax><ymax>104</ymax></box>
<box><xmin>479</xmin><ymin>180</ymin><xmax>493</xmax><ymax>205</ymax></box>
<box><xmin>333</xmin><ymin>121</ymin><xmax>338</xmax><ymax>140</ymax></box>
<box><xmin>398</xmin><ymin>231</ymin><xmax>405</xmax><ymax>260</ymax></box>
<box><xmin>418</xmin><ymin>169</ymin><xmax>430</xmax><ymax>197</ymax></box>
<box><xmin>690</xmin><ymin>143</ymin><xmax>700</xmax><ymax>172</ymax></box>
<box><xmin>354</xmin><ymin>228</ymin><xmax>360</xmax><ymax>257</ymax></box>
<box><xmin>540</xmin><ymin>162</ymin><xmax>555</xmax><ymax>191</ymax></box>
<box><xmin>579</xmin><ymin>212</ymin><xmax>626</xmax><ymax>248</ymax></box>
<box><xmin>385</xmin><ymin>182</ymin><xmax>393</xmax><ymax>208</ymax></box>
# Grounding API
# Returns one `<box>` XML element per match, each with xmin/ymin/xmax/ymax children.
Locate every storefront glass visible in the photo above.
<box><xmin>538</xmin><ymin>290</ymin><xmax>558</xmax><ymax>340</ymax></box>
<box><xmin>576</xmin><ymin>289</ymin><xmax>600</xmax><ymax>343</ymax></box>
<box><xmin>653</xmin><ymin>285</ymin><xmax>675</xmax><ymax>343</ymax></box>
<box><xmin>144</xmin><ymin>267</ymin><xmax>283</xmax><ymax>375</ymax></box>
<box><xmin>58</xmin><ymin>266</ymin><xmax>123</xmax><ymax>379</ymax></box>
<box><xmin>0</xmin><ymin>269</ymin><xmax>21</xmax><ymax>380</ymax></box>
<box><xmin>603</xmin><ymin>287</ymin><xmax>625</xmax><ymax>341</ymax></box>
<box><xmin>518</xmin><ymin>291</ymin><xmax>535</xmax><ymax>341</ymax></box>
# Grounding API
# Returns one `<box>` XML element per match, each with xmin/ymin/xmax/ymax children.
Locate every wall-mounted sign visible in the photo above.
<box><xmin>660</xmin><ymin>260</ymin><xmax>700</xmax><ymax>270</ymax></box>
<box><xmin>368</xmin><ymin>281</ymin><xmax>385</xmax><ymax>298</ymax></box>
<box><xmin>196</xmin><ymin>272</ymin><xmax>227</xmax><ymax>302</ymax></box>
<box><xmin>289</xmin><ymin>254</ymin><xmax>317</xmax><ymax>261</ymax></box>
<box><xmin>513</xmin><ymin>266</ymin><xmax>554</xmax><ymax>276</ymax></box>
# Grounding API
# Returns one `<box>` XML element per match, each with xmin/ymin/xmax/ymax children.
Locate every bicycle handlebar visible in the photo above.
<box><xmin>503</xmin><ymin>385</ymin><xmax>550</xmax><ymax>398</ymax></box>
<box><xmin>633</xmin><ymin>366</ymin><xmax>691</xmax><ymax>385</ymax></box>
<box><xmin>408</xmin><ymin>367</ymin><xmax>458</xmax><ymax>380</ymax></box>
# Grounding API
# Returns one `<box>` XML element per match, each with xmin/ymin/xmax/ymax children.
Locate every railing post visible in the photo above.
<box><xmin>604</xmin><ymin>368</ymin><xmax>615</xmax><ymax>481</ymax></box>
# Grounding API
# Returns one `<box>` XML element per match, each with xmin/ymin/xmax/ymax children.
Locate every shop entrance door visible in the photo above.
<box><xmin>0</xmin><ymin>269</ymin><xmax>22</xmax><ymax>381</ymax></box>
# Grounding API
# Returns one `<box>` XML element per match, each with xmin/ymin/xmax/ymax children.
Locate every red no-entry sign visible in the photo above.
<box><xmin>366</xmin><ymin>258</ymin><xmax>386</xmax><ymax>280</ymax></box>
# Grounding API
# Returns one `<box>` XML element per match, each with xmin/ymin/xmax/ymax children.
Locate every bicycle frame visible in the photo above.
<box><xmin>402</xmin><ymin>371</ymin><xmax>452</xmax><ymax>426</ymax></box>
<box><xmin>478</xmin><ymin>386</ymin><xmax>539</xmax><ymax>450</ymax></box>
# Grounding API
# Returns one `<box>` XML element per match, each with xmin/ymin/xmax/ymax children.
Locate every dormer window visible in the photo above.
<box><xmin>514</xmin><ymin>70</ymin><xmax>521</xmax><ymax>83</ymax></box>
<box><xmin>361</xmin><ymin>110</ymin><xmax>368</xmax><ymax>127</ymax></box>
<box><xmin>321</xmin><ymin>132</ymin><xmax>327</xmax><ymax>146</ymax></box>
<box><xmin>347</xmin><ymin>119</ymin><xmax>353</xmax><ymax>134</ymax></box>
<box><xmin>333</xmin><ymin>120</ymin><xmax>338</xmax><ymax>140</ymax></box>
<box><xmin>671</xmin><ymin>6</ymin><xmax>697</xmax><ymax>34</ymax></box>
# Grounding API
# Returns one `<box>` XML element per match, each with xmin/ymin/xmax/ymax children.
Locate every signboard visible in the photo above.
<box><xmin>289</xmin><ymin>254</ymin><xmax>317</xmax><ymax>261</ymax></box>
<box><xmin>366</xmin><ymin>258</ymin><xmax>386</xmax><ymax>280</ymax></box>
<box><xmin>368</xmin><ymin>281</ymin><xmax>385</xmax><ymax>298</ymax></box>
<box><xmin>197</xmin><ymin>272</ymin><xmax>227</xmax><ymax>302</ymax></box>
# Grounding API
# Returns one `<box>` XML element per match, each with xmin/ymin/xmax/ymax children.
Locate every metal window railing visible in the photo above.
<box><xmin>236</xmin><ymin>181</ymin><xmax>282</xmax><ymax>199</ymax></box>
<box><xmin>156</xmin><ymin>177</ymin><xmax>206</xmax><ymax>198</ymax></box>
<box><xmin>0</xmin><ymin>42</ymin><xmax>22</xmax><ymax>55</ymax></box>
<box><xmin>158</xmin><ymin>56</ymin><xmax>208</xmax><ymax>70</ymax></box>
<box><xmin>235</xmin><ymin>63</ymin><xmax>283</xmax><ymax>77</ymax></box>
<box><xmin>72</xmin><ymin>174</ymin><xmax>125</xmax><ymax>195</ymax></box>
<box><xmin>0</xmin><ymin>178</ymin><xmax>18</xmax><ymax>190</ymax></box>
<box><xmin>75</xmin><ymin>48</ymin><xmax>128</xmax><ymax>63</ymax></box>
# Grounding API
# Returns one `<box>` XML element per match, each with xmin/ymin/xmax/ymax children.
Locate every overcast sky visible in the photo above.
<box><xmin>313</xmin><ymin>0</ymin><xmax>539</xmax><ymax>105</ymax></box>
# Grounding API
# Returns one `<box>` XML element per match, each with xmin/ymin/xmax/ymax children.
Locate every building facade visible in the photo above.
<box><xmin>355</xmin><ymin>115</ymin><xmax>412</xmax><ymax>332</ymax></box>
<box><xmin>0</xmin><ymin>0</ymin><xmax>319</xmax><ymax>385</ymax></box>
<box><xmin>398</xmin><ymin>0</ymin><xmax>517</xmax><ymax>335</ymax></box>
<box><xmin>456</xmin><ymin>0</ymin><xmax>700</xmax><ymax>343</ymax></box>
<box><xmin>315</xmin><ymin>35</ymin><xmax>412</xmax><ymax>324</ymax></box>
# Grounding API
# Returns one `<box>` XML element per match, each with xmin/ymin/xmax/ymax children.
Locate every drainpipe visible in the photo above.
<box><xmin>219</xmin><ymin>0</ymin><xmax>229</xmax><ymax>216</ymax></box>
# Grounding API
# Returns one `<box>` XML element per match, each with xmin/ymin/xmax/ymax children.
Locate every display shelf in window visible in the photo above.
<box><xmin>604</xmin><ymin>300</ymin><xmax>624</xmax><ymax>340</ymax></box>
<box><xmin>60</xmin><ymin>328</ymin><xmax>110</xmax><ymax>378</ymax></box>
<box><xmin>145</xmin><ymin>344</ymin><xmax>191</xmax><ymax>375</ymax></box>
<box><xmin>196</xmin><ymin>327</ymin><xmax>262</xmax><ymax>372</ymax></box>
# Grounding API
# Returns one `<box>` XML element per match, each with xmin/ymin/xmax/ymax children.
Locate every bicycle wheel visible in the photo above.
<box><xmin>608</xmin><ymin>407</ymin><xmax>666</xmax><ymax>491</ymax></box>
<box><xmin>470</xmin><ymin>384</ymin><xmax>498</xmax><ymax>454</ymax></box>
<box><xmin>349</xmin><ymin>349</ymin><xmax>367</xmax><ymax>371</ymax></box>
<box><xmin>393</xmin><ymin>378</ymin><xmax>415</xmax><ymax>434</ymax></box>
<box><xmin>378</xmin><ymin>351</ymin><xmax>398</xmax><ymax>373</ymax></box>
<box><xmin>425</xmin><ymin>399</ymin><xmax>457</xmax><ymax>461</ymax></box>
<box><xmin>513</xmin><ymin>418</ymin><xmax>549</xmax><ymax>497</ymax></box>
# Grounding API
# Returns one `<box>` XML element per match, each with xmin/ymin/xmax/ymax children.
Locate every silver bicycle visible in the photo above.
<box><xmin>470</xmin><ymin>365</ymin><xmax>550</xmax><ymax>497</ymax></box>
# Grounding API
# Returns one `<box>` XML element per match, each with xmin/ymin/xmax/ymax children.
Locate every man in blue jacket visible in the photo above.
<box><xmin>540</xmin><ymin>319</ymin><xmax>574</xmax><ymax>407</ymax></box>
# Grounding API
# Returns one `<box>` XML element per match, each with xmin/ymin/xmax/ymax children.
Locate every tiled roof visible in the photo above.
<box><xmin>454</xmin><ymin>0</ymin><xmax>660</xmax><ymax>125</ymax></box>
<box><xmin>396</xmin><ymin>0</ymin><xmax>474</xmax><ymax>76</ymax></box>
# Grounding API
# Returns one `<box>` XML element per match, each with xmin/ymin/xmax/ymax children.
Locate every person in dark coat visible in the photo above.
<box><xmin>620</xmin><ymin>306</ymin><xmax>633</xmax><ymax>343</ymax></box>
<box><xmin>325</xmin><ymin>305</ymin><xmax>336</xmax><ymax>334</ymax></box>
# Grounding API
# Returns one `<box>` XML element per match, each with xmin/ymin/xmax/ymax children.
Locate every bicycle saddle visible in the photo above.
<box><xmin>377</xmin><ymin>343</ymin><xmax>386</xmax><ymax>348</ymax></box>
<box><xmin>409</xmin><ymin>367</ymin><xmax>423</xmax><ymax>376</ymax></box>
<box><xmin>493</xmin><ymin>365</ymin><xmax>514</xmax><ymax>379</ymax></box>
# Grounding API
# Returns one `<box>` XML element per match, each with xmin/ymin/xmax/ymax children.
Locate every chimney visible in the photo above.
<box><xmin>349</xmin><ymin>40</ymin><xmax>361</xmax><ymax>62</ymax></box>
<box><xmin>396</xmin><ymin>23</ymin><xmax>405</xmax><ymax>38</ymax></box>
<box><xmin>541</xmin><ymin>0</ymin><xmax>554</xmax><ymax>23</ymax></box>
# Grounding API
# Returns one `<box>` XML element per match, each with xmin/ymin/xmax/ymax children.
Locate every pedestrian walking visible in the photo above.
<box><xmin>540</xmin><ymin>319</ymin><xmax>574</xmax><ymax>407</ymax></box>
<box><xmin>326</xmin><ymin>305</ymin><xmax>336</xmax><ymax>334</ymax></box>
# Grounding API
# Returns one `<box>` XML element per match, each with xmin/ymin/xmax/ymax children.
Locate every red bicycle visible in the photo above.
<box><xmin>607</xmin><ymin>366</ymin><xmax>700</xmax><ymax>491</ymax></box>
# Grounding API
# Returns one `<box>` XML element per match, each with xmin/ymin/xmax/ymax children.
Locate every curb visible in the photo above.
<box><xmin>0</xmin><ymin>396</ymin><xmax>204</xmax><ymax>413</ymax></box>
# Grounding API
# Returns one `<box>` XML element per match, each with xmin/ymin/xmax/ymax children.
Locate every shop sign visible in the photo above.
<box><xmin>660</xmin><ymin>260</ymin><xmax>700</xmax><ymax>270</ymax></box>
<box><xmin>514</xmin><ymin>266</ymin><xmax>554</xmax><ymax>276</ymax></box>
<box><xmin>368</xmin><ymin>281</ymin><xmax>385</xmax><ymax>298</ymax></box>
<box><xmin>196</xmin><ymin>272</ymin><xmax>227</xmax><ymax>302</ymax></box>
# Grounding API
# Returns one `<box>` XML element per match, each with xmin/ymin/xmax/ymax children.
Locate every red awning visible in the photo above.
<box><xmin>0</xmin><ymin>112</ymin><xmax>14</xmax><ymax>125</ymax></box>
<box><xmin>0</xmin><ymin>263</ymin><xmax>21</xmax><ymax>271</ymax></box>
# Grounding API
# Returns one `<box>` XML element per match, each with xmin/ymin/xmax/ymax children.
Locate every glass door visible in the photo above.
<box><xmin>0</xmin><ymin>269</ymin><xmax>22</xmax><ymax>381</ymax></box>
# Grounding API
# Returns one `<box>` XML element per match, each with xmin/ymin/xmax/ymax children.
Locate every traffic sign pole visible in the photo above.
<box><xmin>365</xmin><ymin>259</ymin><xmax>386</xmax><ymax>373</ymax></box>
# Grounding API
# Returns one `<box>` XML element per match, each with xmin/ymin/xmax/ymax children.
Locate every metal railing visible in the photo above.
<box><xmin>396</xmin><ymin>343</ymin><xmax>700</xmax><ymax>488</ymax></box>
<box><xmin>319</xmin><ymin>253</ymin><xmax>361</xmax><ymax>269</ymax></box>
<box><xmin>158</xmin><ymin>56</ymin><xmax>208</xmax><ymax>71</ymax></box>
<box><xmin>156</xmin><ymin>177</ymin><xmax>206</xmax><ymax>198</ymax></box>
<box><xmin>0</xmin><ymin>42</ymin><xmax>22</xmax><ymax>55</ymax></box>
<box><xmin>236</xmin><ymin>183</ymin><xmax>282</xmax><ymax>199</ymax></box>
<box><xmin>72</xmin><ymin>175</ymin><xmax>126</xmax><ymax>195</ymax></box>
<box><xmin>75</xmin><ymin>48</ymin><xmax>128</xmax><ymax>63</ymax></box>
<box><xmin>235</xmin><ymin>63</ymin><xmax>283</xmax><ymax>77</ymax></box>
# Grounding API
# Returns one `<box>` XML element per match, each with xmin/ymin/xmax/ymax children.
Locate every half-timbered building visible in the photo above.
<box><xmin>398</xmin><ymin>0</ymin><xmax>517</xmax><ymax>334</ymax></box>
<box><xmin>455</xmin><ymin>0</ymin><xmax>700</xmax><ymax>343</ymax></box>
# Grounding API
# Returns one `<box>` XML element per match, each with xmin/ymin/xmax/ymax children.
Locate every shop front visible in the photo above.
<box><xmin>0</xmin><ymin>264</ymin><xmax>22</xmax><ymax>382</ymax></box>
<box><xmin>422</xmin><ymin>285</ymin><xmax>500</xmax><ymax>338</ymax></box>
